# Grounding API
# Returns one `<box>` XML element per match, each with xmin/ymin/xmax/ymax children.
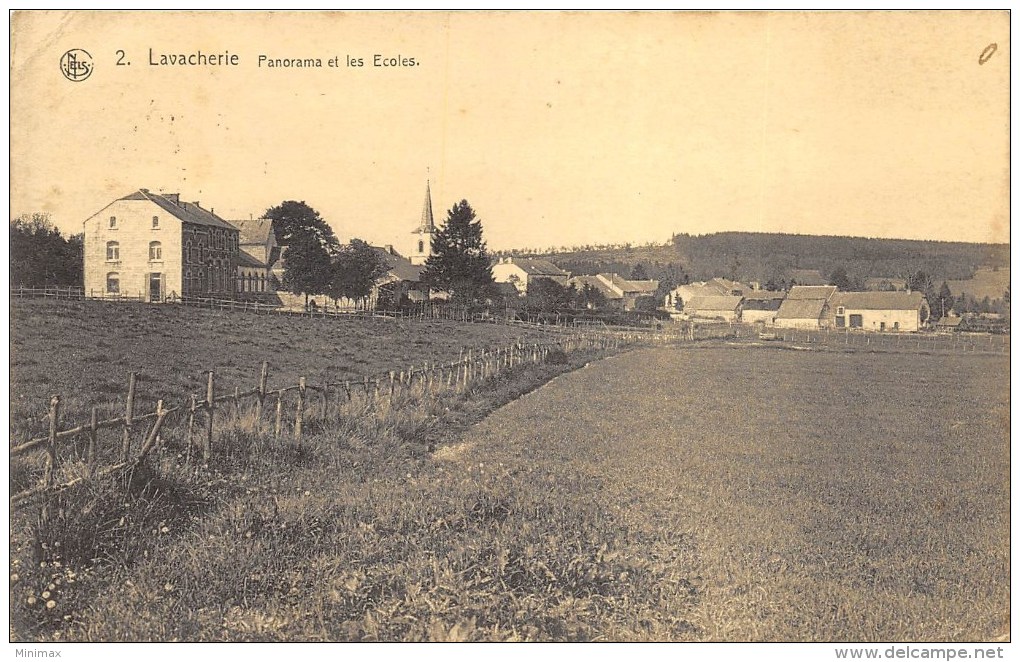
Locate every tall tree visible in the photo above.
<box><xmin>577</xmin><ymin>283</ymin><xmax>608</xmax><ymax>310</ymax></box>
<box><xmin>420</xmin><ymin>200</ymin><xmax>495</xmax><ymax>302</ymax></box>
<box><xmin>265</xmin><ymin>201</ymin><xmax>339</xmax><ymax>305</ymax></box>
<box><xmin>630</xmin><ymin>263</ymin><xmax>650</xmax><ymax>280</ymax></box>
<box><xmin>10</xmin><ymin>214</ymin><xmax>83</xmax><ymax>287</ymax></box>
<box><xmin>829</xmin><ymin>266</ymin><xmax>852</xmax><ymax>291</ymax></box>
<box><xmin>328</xmin><ymin>239</ymin><xmax>388</xmax><ymax>305</ymax></box>
<box><xmin>524</xmin><ymin>278</ymin><xmax>575</xmax><ymax>312</ymax></box>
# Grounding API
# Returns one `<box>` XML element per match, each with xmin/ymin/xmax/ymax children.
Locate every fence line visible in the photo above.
<box><xmin>10</xmin><ymin>331</ymin><xmax>626</xmax><ymax>512</ymax></box>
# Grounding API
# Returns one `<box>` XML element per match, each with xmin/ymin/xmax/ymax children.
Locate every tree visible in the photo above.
<box><xmin>524</xmin><ymin>278</ymin><xmax>575</xmax><ymax>312</ymax></box>
<box><xmin>281</xmin><ymin>233</ymin><xmax>333</xmax><ymax>305</ymax></box>
<box><xmin>265</xmin><ymin>200</ymin><xmax>340</xmax><ymax>248</ymax></box>
<box><xmin>829</xmin><ymin>266</ymin><xmax>852</xmax><ymax>291</ymax></box>
<box><xmin>265</xmin><ymin>201</ymin><xmax>339</xmax><ymax>304</ymax></box>
<box><xmin>931</xmin><ymin>281</ymin><xmax>953</xmax><ymax>321</ymax></box>
<box><xmin>577</xmin><ymin>283</ymin><xmax>608</xmax><ymax>310</ymax></box>
<box><xmin>328</xmin><ymin>239</ymin><xmax>388</xmax><ymax>304</ymax></box>
<box><xmin>630</xmin><ymin>263</ymin><xmax>649</xmax><ymax>281</ymax></box>
<box><xmin>420</xmin><ymin>200</ymin><xmax>495</xmax><ymax>303</ymax></box>
<box><xmin>10</xmin><ymin>214</ymin><xmax>83</xmax><ymax>287</ymax></box>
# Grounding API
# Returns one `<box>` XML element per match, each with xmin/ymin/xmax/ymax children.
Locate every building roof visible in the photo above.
<box><xmin>120</xmin><ymin>189</ymin><xmax>238</xmax><ymax>231</ymax></box>
<box><xmin>936</xmin><ymin>316</ymin><xmax>963</xmax><ymax>327</ymax></box>
<box><xmin>743</xmin><ymin>290</ymin><xmax>787</xmax><ymax>301</ymax></box>
<box><xmin>787</xmin><ymin>269</ymin><xmax>829</xmax><ymax>286</ymax></box>
<box><xmin>687</xmin><ymin>295</ymin><xmax>742</xmax><ymax>312</ymax></box>
<box><xmin>370</xmin><ymin>246</ymin><xmax>425</xmax><ymax>282</ymax></box>
<box><xmin>569</xmin><ymin>275</ymin><xmax>623</xmax><ymax>299</ymax></box>
<box><xmin>786</xmin><ymin>285</ymin><xmax>837</xmax><ymax>300</ymax></box>
<box><xmin>602</xmin><ymin>273</ymin><xmax>659</xmax><ymax>294</ymax></box>
<box><xmin>413</xmin><ymin>181</ymin><xmax>435</xmax><ymax>233</ymax></box>
<box><xmin>776</xmin><ymin>298</ymin><xmax>828</xmax><ymax>321</ymax></box>
<box><xmin>502</xmin><ymin>258</ymin><xmax>570</xmax><ymax>277</ymax></box>
<box><xmin>741</xmin><ymin>296</ymin><xmax>783</xmax><ymax>311</ymax></box>
<box><xmin>832</xmin><ymin>291</ymin><xmax>927</xmax><ymax>311</ymax></box>
<box><xmin>232</xmin><ymin>217</ymin><xmax>275</xmax><ymax>246</ymax></box>
<box><xmin>236</xmin><ymin>251</ymin><xmax>267</xmax><ymax>269</ymax></box>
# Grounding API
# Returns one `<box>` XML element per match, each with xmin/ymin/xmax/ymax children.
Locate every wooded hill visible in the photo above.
<box><xmin>517</xmin><ymin>232</ymin><xmax>1009</xmax><ymax>288</ymax></box>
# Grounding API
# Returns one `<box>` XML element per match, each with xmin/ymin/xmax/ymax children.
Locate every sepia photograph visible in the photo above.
<box><xmin>6</xmin><ymin>8</ymin><xmax>1012</xmax><ymax>657</ymax></box>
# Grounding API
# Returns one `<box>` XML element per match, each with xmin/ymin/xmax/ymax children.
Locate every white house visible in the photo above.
<box><xmin>830</xmin><ymin>291</ymin><xmax>930</xmax><ymax>332</ymax></box>
<box><xmin>83</xmin><ymin>189</ymin><xmax>239</xmax><ymax>301</ymax></box>
<box><xmin>492</xmin><ymin>257</ymin><xmax>570</xmax><ymax>294</ymax></box>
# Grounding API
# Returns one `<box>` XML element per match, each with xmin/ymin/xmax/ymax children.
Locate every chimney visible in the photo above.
<box><xmin>384</xmin><ymin>244</ymin><xmax>395</xmax><ymax>255</ymax></box>
<box><xmin>163</xmin><ymin>193</ymin><xmax>180</xmax><ymax>205</ymax></box>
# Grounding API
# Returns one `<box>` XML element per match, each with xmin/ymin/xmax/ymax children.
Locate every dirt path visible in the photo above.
<box><xmin>435</xmin><ymin>346</ymin><xmax>1010</xmax><ymax>641</ymax></box>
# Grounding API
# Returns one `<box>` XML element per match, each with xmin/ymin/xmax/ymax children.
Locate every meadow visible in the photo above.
<box><xmin>8</xmin><ymin>302</ymin><xmax>1010</xmax><ymax>641</ymax></box>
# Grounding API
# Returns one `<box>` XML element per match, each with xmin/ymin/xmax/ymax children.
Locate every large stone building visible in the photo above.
<box><xmin>83</xmin><ymin>189</ymin><xmax>239</xmax><ymax>301</ymax></box>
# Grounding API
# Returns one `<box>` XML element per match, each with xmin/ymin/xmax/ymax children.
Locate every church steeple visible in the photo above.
<box><xmin>416</xmin><ymin>180</ymin><xmax>435</xmax><ymax>233</ymax></box>
<box><xmin>409</xmin><ymin>178</ymin><xmax>436</xmax><ymax>265</ymax></box>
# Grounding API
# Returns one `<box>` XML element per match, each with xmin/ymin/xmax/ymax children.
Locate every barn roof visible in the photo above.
<box><xmin>833</xmin><ymin>291</ymin><xmax>927</xmax><ymax>310</ymax></box>
<box><xmin>603</xmin><ymin>273</ymin><xmax>659</xmax><ymax>294</ymax></box>
<box><xmin>786</xmin><ymin>285</ymin><xmax>837</xmax><ymax>300</ymax></box>
<box><xmin>687</xmin><ymin>295</ymin><xmax>742</xmax><ymax>312</ymax></box>
<box><xmin>569</xmin><ymin>275</ymin><xmax>623</xmax><ymax>299</ymax></box>
<box><xmin>120</xmin><ymin>189</ymin><xmax>238</xmax><ymax>231</ymax></box>
<box><xmin>232</xmin><ymin>217</ymin><xmax>275</xmax><ymax>246</ymax></box>
<box><xmin>776</xmin><ymin>298</ymin><xmax>828</xmax><ymax>320</ymax></box>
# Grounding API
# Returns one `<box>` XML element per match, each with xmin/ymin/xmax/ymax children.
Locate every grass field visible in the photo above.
<box><xmin>9</xmin><ymin>299</ymin><xmax>557</xmax><ymax>441</ymax></box>
<box><xmin>8</xmin><ymin>304</ymin><xmax>1010</xmax><ymax>641</ymax></box>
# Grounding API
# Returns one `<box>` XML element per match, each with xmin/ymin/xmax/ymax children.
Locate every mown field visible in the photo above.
<box><xmin>9</xmin><ymin>299</ymin><xmax>557</xmax><ymax>442</ymax></box>
<box><xmin>9</xmin><ymin>304</ymin><xmax>1010</xmax><ymax>642</ymax></box>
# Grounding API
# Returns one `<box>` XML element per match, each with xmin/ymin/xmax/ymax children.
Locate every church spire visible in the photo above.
<box><xmin>417</xmin><ymin>179</ymin><xmax>435</xmax><ymax>233</ymax></box>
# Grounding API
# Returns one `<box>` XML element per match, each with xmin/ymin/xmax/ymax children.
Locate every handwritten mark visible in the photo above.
<box><xmin>979</xmin><ymin>43</ymin><xmax>997</xmax><ymax>65</ymax></box>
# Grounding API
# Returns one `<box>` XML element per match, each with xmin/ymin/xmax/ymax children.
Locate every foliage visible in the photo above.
<box><xmin>576</xmin><ymin>284</ymin><xmax>608</xmax><ymax>310</ymax></box>
<box><xmin>522</xmin><ymin>278</ymin><xmax>576</xmax><ymax>312</ymax></box>
<box><xmin>629</xmin><ymin>263</ymin><xmax>649</xmax><ymax>280</ymax></box>
<box><xmin>264</xmin><ymin>202</ymin><xmax>339</xmax><ymax>301</ymax></box>
<box><xmin>420</xmin><ymin>200</ymin><xmax>495</xmax><ymax>303</ymax></box>
<box><xmin>329</xmin><ymin>239</ymin><xmax>388</xmax><ymax>302</ymax></box>
<box><xmin>10</xmin><ymin>214</ymin><xmax>83</xmax><ymax>287</ymax></box>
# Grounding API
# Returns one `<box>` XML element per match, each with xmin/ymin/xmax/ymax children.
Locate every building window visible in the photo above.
<box><xmin>149</xmin><ymin>241</ymin><xmax>162</xmax><ymax>261</ymax></box>
<box><xmin>836</xmin><ymin>306</ymin><xmax>845</xmax><ymax>315</ymax></box>
<box><xmin>106</xmin><ymin>241</ymin><xmax>120</xmax><ymax>261</ymax></box>
<box><xmin>152</xmin><ymin>216</ymin><xmax>160</xmax><ymax>229</ymax></box>
<box><xmin>106</xmin><ymin>272</ymin><xmax>120</xmax><ymax>294</ymax></box>
<box><xmin>418</xmin><ymin>240</ymin><xmax>425</xmax><ymax>253</ymax></box>
<box><xmin>185</xmin><ymin>241</ymin><xmax>192</xmax><ymax>263</ymax></box>
<box><xmin>109</xmin><ymin>216</ymin><xmax>117</xmax><ymax>229</ymax></box>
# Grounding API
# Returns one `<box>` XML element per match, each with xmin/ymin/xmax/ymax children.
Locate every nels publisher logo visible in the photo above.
<box><xmin>60</xmin><ymin>49</ymin><xmax>93</xmax><ymax>82</ymax></box>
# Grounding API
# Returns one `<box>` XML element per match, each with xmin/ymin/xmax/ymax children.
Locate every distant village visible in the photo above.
<box><xmin>70</xmin><ymin>184</ymin><xmax>1007</xmax><ymax>334</ymax></box>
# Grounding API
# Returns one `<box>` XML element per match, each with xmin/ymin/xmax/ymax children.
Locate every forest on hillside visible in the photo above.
<box><xmin>519</xmin><ymin>232</ymin><xmax>1008</xmax><ymax>290</ymax></box>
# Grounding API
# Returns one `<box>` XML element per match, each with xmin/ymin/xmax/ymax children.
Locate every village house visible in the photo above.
<box><xmin>492</xmin><ymin>257</ymin><xmax>570</xmax><ymax>295</ymax></box>
<box><xmin>740</xmin><ymin>291</ymin><xmax>786</xmax><ymax>325</ymax></box>
<box><xmin>829</xmin><ymin>291</ymin><xmax>929</xmax><ymax>332</ymax></box>
<box><xmin>83</xmin><ymin>189</ymin><xmax>240</xmax><ymax>301</ymax></box>
<box><xmin>591</xmin><ymin>273</ymin><xmax>659</xmax><ymax>311</ymax></box>
<box><xmin>665</xmin><ymin>278</ymin><xmax>751</xmax><ymax>310</ymax></box>
<box><xmin>684</xmin><ymin>295</ymin><xmax>743</xmax><ymax>322</ymax></box>
<box><xmin>567</xmin><ymin>274</ymin><xmax>624</xmax><ymax>309</ymax></box>
<box><xmin>774</xmin><ymin>285</ymin><xmax>837</xmax><ymax>329</ymax></box>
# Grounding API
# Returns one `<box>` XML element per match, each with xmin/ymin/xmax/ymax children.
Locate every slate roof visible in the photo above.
<box><xmin>370</xmin><ymin>246</ymin><xmax>424</xmax><ymax>283</ymax></box>
<box><xmin>504</xmin><ymin>258</ymin><xmax>569</xmax><ymax>277</ymax></box>
<box><xmin>236</xmin><ymin>251</ymin><xmax>267</xmax><ymax>269</ymax></box>
<box><xmin>232</xmin><ymin>217</ymin><xmax>275</xmax><ymax>246</ymax></box>
<box><xmin>120</xmin><ymin>189</ymin><xmax>238</xmax><ymax>231</ymax></box>
<box><xmin>686</xmin><ymin>295</ymin><xmax>742</xmax><ymax>312</ymax></box>
<box><xmin>786</xmin><ymin>285</ymin><xmax>837</xmax><ymax>300</ymax></box>
<box><xmin>569</xmin><ymin>275</ymin><xmax>623</xmax><ymax>299</ymax></box>
<box><xmin>832</xmin><ymin>291</ymin><xmax>927</xmax><ymax>311</ymax></box>
<box><xmin>776</xmin><ymin>298</ymin><xmax>828</xmax><ymax>320</ymax></box>
<box><xmin>603</xmin><ymin>273</ymin><xmax>659</xmax><ymax>294</ymax></box>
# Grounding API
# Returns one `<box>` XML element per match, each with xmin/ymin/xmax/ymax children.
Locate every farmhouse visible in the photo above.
<box><xmin>830</xmin><ymin>291</ymin><xmax>929</xmax><ymax>332</ymax></box>
<box><xmin>740</xmin><ymin>291</ymin><xmax>786</xmax><ymax>325</ymax></box>
<box><xmin>568</xmin><ymin>274</ymin><xmax>624</xmax><ymax>308</ymax></box>
<box><xmin>685</xmin><ymin>295</ymin><xmax>742</xmax><ymax>322</ymax></box>
<box><xmin>593</xmin><ymin>273</ymin><xmax>659</xmax><ymax>311</ymax></box>
<box><xmin>492</xmin><ymin>257</ymin><xmax>570</xmax><ymax>294</ymax></box>
<box><xmin>83</xmin><ymin>189</ymin><xmax>240</xmax><ymax>301</ymax></box>
<box><xmin>774</xmin><ymin>285</ymin><xmax>837</xmax><ymax>329</ymax></box>
<box><xmin>664</xmin><ymin>278</ymin><xmax>750</xmax><ymax>310</ymax></box>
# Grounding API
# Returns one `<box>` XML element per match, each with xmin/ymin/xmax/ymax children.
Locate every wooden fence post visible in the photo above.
<box><xmin>255</xmin><ymin>361</ymin><xmax>269</xmax><ymax>425</ymax></box>
<box><xmin>274</xmin><ymin>391</ymin><xmax>283</xmax><ymax>440</ymax></box>
<box><xmin>186</xmin><ymin>394</ymin><xmax>197</xmax><ymax>466</ymax></box>
<box><xmin>204</xmin><ymin>371</ymin><xmax>214</xmax><ymax>464</ymax></box>
<box><xmin>121</xmin><ymin>372</ymin><xmax>137</xmax><ymax>462</ymax></box>
<box><xmin>87</xmin><ymin>406</ymin><xmax>98</xmax><ymax>476</ymax></box>
<box><xmin>41</xmin><ymin>395</ymin><xmax>61</xmax><ymax>525</ymax></box>
<box><xmin>295</xmin><ymin>378</ymin><xmax>305</xmax><ymax>444</ymax></box>
<box><xmin>233</xmin><ymin>386</ymin><xmax>241</xmax><ymax>420</ymax></box>
<box><xmin>389</xmin><ymin>371</ymin><xmax>396</xmax><ymax>398</ymax></box>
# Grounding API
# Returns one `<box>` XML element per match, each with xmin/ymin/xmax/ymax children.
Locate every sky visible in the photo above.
<box><xmin>10</xmin><ymin>10</ymin><xmax>1010</xmax><ymax>253</ymax></box>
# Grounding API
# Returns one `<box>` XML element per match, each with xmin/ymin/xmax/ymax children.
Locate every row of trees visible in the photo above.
<box><xmin>10</xmin><ymin>214</ymin><xmax>83</xmax><ymax>288</ymax></box>
<box><xmin>273</xmin><ymin>199</ymin><xmax>498</xmax><ymax>307</ymax></box>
